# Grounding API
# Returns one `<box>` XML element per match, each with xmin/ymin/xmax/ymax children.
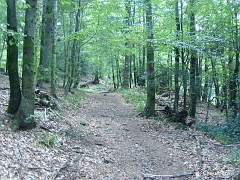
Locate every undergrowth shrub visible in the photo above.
<box><xmin>196</xmin><ymin>114</ymin><xmax>240</xmax><ymax>143</ymax></box>
<box><xmin>121</xmin><ymin>89</ymin><xmax>146</xmax><ymax>112</ymax></box>
<box><xmin>228</xmin><ymin>147</ymin><xmax>240</xmax><ymax>168</ymax></box>
<box><xmin>65</xmin><ymin>90</ymin><xmax>84</xmax><ymax>109</ymax></box>
<box><xmin>37</xmin><ymin>132</ymin><xmax>56</xmax><ymax>147</ymax></box>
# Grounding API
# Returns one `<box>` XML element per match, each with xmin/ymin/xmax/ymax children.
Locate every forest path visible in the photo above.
<box><xmin>0</xmin><ymin>73</ymin><xmax>237</xmax><ymax>179</ymax></box>
<box><xmin>69</xmin><ymin>91</ymin><xmax>195</xmax><ymax>179</ymax></box>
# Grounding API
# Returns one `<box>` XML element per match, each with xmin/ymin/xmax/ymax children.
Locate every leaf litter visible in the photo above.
<box><xmin>0</xmin><ymin>74</ymin><xmax>239</xmax><ymax>179</ymax></box>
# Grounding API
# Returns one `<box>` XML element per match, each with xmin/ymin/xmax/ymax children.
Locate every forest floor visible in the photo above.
<box><xmin>0</xmin><ymin>72</ymin><xmax>240</xmax><ymax>180</ymax></box>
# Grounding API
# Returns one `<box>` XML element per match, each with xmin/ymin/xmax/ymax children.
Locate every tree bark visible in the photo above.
<box><xmin>189</xmin><ymin>0</ymin><xmax>197</xmax><ymax>118</ymax></box>
<box><xmin>174</xmin><ymin>0</ymin><xmax>180</xmax><ymax>113</ymax></box>
<box><xmin>15</xmin><ymin>0</ymin><xmax>37</xmax><ymax>130</ymax></box>
<box><xmin>180</xmin><ymin>0</ymin><xmax>187</xmax><ymax>111</ymax></box>
<box><xmin>6</xmin><ymin>0</ymin><xmax>21</xmax><ymax>114</ymax></box>
<box><xmin>144</xmin><ymin>0</ymin><xmax>155</xmax><ymax>117</ymax></box>
<box><xmin>64</xmin><ymin>0</ymin><xmax>75</xmax><ymax>95</ymax></box>
<box><xmin>202</xmin><ymin>59</ymin><xmax>209</xmax><ymax>102</ymax></box>
<box><xmin>50</xmin><ymin>0</ymin><xmax>58</xmax><ymax>97</ymax></box>
<box><xmin>228</xmin><ymin>1</ymin><xmax>239</xmax><ymax>118</ymax></box>
<box><xmin>122</xmin><ymin>0</ymin><xmax>131</xmax><ymax>89</ymax></box>
<box><xmin>38</xmin><ymin>0</ymin><xmax>47</xmax><ymax>87</ymax></box>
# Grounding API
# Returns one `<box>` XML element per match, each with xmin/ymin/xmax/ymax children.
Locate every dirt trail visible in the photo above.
<box><xmin>66</xmin><ymin>90</ymin><xmax>238</xmax><ymax>180</ymax></box>
<box><xmin>0</xmin><ymin>73</ymin><xmax>238</xmax><ymax>179</ymax></box>
<box><xmin>70</xmin><ymin>92</ymin><xmax>197</xmax><ymax>179</ymax></box>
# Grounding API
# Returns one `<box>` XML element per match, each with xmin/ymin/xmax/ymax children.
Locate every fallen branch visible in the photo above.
<box><xmin>79</xmin><ymin>80</ymin><xmax>93</xmax><ymax>88</ymax></box>
<box><xmin>17</xmin><ymin>143</ymin><xmax>23</xmax><ymax>159</ymax></box>
<box><xmin>194</xmin><ymin>135</ymin><xmax>203</xmax><ymax>167</ymax></box>
<box><xmin>0</xmin><ymin>87</ymin><xmax>10</xmax><ymax>90</ymax></box>
<box><xmin>51</xmin><ymin>161</ymin><xmax>68</xmax><ymax>180</ymax></box>
<box><xmin>142</xmin><ymin>172</ymin><xmax>194</xmax><ymax>179</ymax></box>
<box><xmin>76</xmin><ymin>154</ymin><xmax>85</xmax><ymax>178</ymax></box>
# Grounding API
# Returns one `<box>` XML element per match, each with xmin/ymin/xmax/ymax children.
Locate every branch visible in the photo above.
<box><xmin>142</xmin><ymin>172</ymin><xmax>194</xmax><ymax>179</ymax></box>
<box><xmin>194</xmin><ymin>135</ymin><xmax>203</xmax><ymax>167</ymax></box>
<box><xmin>51</xmin><ymin>161</ymin><xmax>68</xmax><ymax>180</ymax></box>
<box><xmin>76</xmin><ymin>154</ymin><xmax>85</xmax><ymax>178</ymax></box>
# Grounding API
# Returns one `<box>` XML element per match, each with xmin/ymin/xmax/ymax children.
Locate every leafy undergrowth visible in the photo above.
<box><xmin>0</xmin><ymin>75</ymin><xmax>240</xmax><ymax>179</ymax></box>
<box><xmin>121</xmin><ymin>88</ymin><xmax>146</xmax><ymax>112</ymax></box>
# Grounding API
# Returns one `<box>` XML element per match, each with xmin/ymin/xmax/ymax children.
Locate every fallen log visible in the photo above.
<box><xmin>79</xmin><ymin>80</ymin><xmax>93</xmax><ymax>88</ymax></box>
<box><xmin>35</xmin><ymin>89</ymin><xmax>58</xmax><ymax>109</ymax></box>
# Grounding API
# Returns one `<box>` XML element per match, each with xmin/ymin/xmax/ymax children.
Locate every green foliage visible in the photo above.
<box><xmin>196</xmin><ymin>115</ymin><xmax>240</xmax><ymax>143</ymax></box>
<box><xmin>37</xmin><ymin>132</ymin><xmax>56</xmax><ymax>148</ymax></box>
<box><xmin>175</xmin><ymin>123</ymin><xmax>187</xmax><ymax>130</ymax></box>
<box><xmin>82</xmin><ymin>85</ymin><xmax>106</xmax><ymax>93</ymax></box>
<box><xmin>64</xmin><ymin>129</ymin><xmax>77</xmax><ymax>138</ymax></box>
<box><xmin>121</xmin><ymin>89</ymin><xmax>146</xmax><ymax>112</ymax></box>
<box><xmin>65</xmin><ymin>90</ymin><xmax>84</xmax><ymax>109</ymax></box>
<box><xmin>11</xmin><ymin>120</ymin><xmax>20</xmax><ymax>131</ymax></box>
<box><xmin>228</xmin><ymin>147</ymin><xmax>240</xmax><ymax>168</ymax></box>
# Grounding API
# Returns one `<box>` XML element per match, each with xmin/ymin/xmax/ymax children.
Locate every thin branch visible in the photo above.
<box><xmin>75</xmin><ymin>154</ymin><xmax>85</xmax><ymax>178</ymax></box>
<box><xmin>51</xmin><ymin>161</ymin><xmax>68</xmax><ymax>180</ymax></box>
<box><xmin>142</xmin><ymin>172</ymin><xmax>194</xmax><ymax>179</ymax></box>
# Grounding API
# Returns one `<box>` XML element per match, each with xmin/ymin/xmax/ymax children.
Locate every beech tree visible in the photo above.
<box><xmin>228</xmin><ymin>0</ymin><xmax>239</xmax><ymax>118</ymax></box>
<box><xmin>122</xmin><ymin>0</ymin><xmax>131</xmax><ymax>89</ymax></box>
<box><xmin>144</xmin><ymin>0</ymin><xmax>155</xmax><ymax>117</ymax></box>
<box><xmin>50</xmin><ymin>0</ymin><xmax>58</xmax><ymax>97</ymax></box>
<box><xmin>188</xmin><ymin>0</ymin><xmax>197</xmax><ymax>118</ymax></box>
<box><xmin>38</xmin><ymin>0</ymin><xmax>54</xmax><ymax>86</ymax></box>
<box><xmin>6</xmin><ymin>0</ymin><xmax>21</xmax><ymax>114</ymax></box>
<box><xmin>173</xmin><ymin>0</ymin><xmax>180</xmax><ymax>113</ymax></box>
<box><xmin>15</xmin><ymin>0</ymin><xmax>37</xmax><ymax>130</ymax></box>
<box><xmin>1</xmin><ymin>0</ymin><xmax>239</xmax><ymax>131</ymax></box>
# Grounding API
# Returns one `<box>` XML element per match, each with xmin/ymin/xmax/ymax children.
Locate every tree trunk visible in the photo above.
<box><xmin>180</xmin><ymin>0</ymin><xmax>187</xmax><ymax>111</ymax></box>
<box><xmin>211</xmin><ymin>58</ymin><xmax>220</xmax><ymax>108</ymax></box>
<box><xmin>202</xmin><ymin>59</ymin><xmax>209</xmax><ymax>102</ymax></box>
<box><xmin>50</xmin><ymin>0</ymin><xmax>58</xmax><ymax>97</ymax></box>
<box><xmin>15</xmin><ymin>0</ymin><xmax>37</xmax><ymax>130</ymax></box>
<box><xmin>174</xmin><ymin>0</ymin><xmax>180</xmax><ymax>113</ymax></box>
<box><xmin>228</xmin><ymin>0</ymin><xmax>239</xmax><ymax>118</ymax></box>
<box><xmin>64</xmin><ymin>0</ymin><xmax>75</xmax><ymax>95</ymax></box>
<box><xmin>6</xmin><ymin>0</ymin><xmax>21</xmax><ymax>114</ymax></box>
<box><xmin>37</xmin><ymin>0</ymin><xmax>47</xmax><ymax>88</ymax></box>
<box><xmin>111</xmin><ymin>54</ymin><xmax>116</xmax><ymax>89</ymax></box>
<box><xmin>42</xmin><ymin>0</ymin><xmax>53</xmax><ymax>83</ymax></box>
<box><xmin>116</xmin><ymin>53</ymin><xmax>120</xmax><ymax>88</ymax></box>
<box><xmin>122</xmin><ymin>0</ymin><xmax>131</xmax><ymax>89</ymax></box>
<box><xmin>196</xmin><ymin>56</ymin><xmax>202</xmax><ymax>100</ymax></box>
<box><xmin>144</xmin><ymin>0</ymin><xmax>155</xmax><ymax>117</ymax></box>
<box><xmin>189</xmin><ymin>0</ymin><xmax>197</xmax><ymax>118</ymax></box>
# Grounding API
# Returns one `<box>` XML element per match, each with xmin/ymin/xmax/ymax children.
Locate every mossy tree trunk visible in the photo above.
<box><xmin>122</xmin><ymin>0</ymin><xmax>131</xmax><ymax>89</ymax></box>
<box><xmin>15</xmin><ymin>0</ymin><xmax>37</xmax><ymax>130</ymax></box>
<box><xmin>50</xmin><ymin>0</ymin><xmax>58</xmax><ymax>98</ymax></box>
<box><xmin>41</xmin><ymin>0</ymin><xmax>53</xmax><ymax>84</ymax></box>
<box><xmin>6</xmin><ymin>0</ymin><xmax>21</xmax><ymax>114</ymax></box>
<box><xmin>228</xmin><ymin>1</ymin><xmax>239</xmax><ymax>118</ymax></box>
<box><xmin>144</xmin><ymin>0</ymin><xmax>155</xmax><ymax>117</ymax></box>
<box><xmin>174</xmin><ymin>0</ymin><xmax>180</xmax><ymax>113</ymax></box>
<box><xmin>37</xmin><ymin>0</ymin><xmax>47</xmax><ymax>88</ymax></box>
<box><xmin>189</xmin><ymin>0</ymin><xmax>197</xmax><ymax>118</ymax></box>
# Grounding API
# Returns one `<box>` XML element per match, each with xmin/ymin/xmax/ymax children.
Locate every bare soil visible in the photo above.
<box><xmin>0</xmin><ymin>73</ymin><xmax>239</xmax><ymax>180</ymax></box>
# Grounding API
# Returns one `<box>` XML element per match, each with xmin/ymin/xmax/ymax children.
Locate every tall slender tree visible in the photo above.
<box><xmin>122</xmin><ymin>0</ymin><xmax>131</xmax><ymax>89</ymax></box>
<box><xmin>174</xmin><ymin>0</ymin><xmax>180</xmax><ymax>113</ymax></box>
<box><xmin>38</xmin><ymin>0</ymin><xmax>54</xmax><ymax>87</ymax></box>
<box><xmin>50</xmin><ymin>0</ymin><xmax>58</xmax><ymax>97</ymax></box>
<box><xmin>64</xmin><ymin>0</ymin><xmax>75</xmax><ymax>95</ymax></box>
<box><xmin>228</xmin><ymin>0</ymin><xmax>239</xmax><ymax>118</ymax></box>
<box><xmin>144</xmin><ymin>0</ymin><xmax>155</xmax><ymax>117</ymax></box>
<box><xmin>15</xmin><ymin>0</ymin><xmax>38</xmax><ymax>130</ymax></box>
<box><xmin>189</xmin><ymin>0</ymin><xmax>197</xmax><ymax>118</ymax></box>
<box><xmin>6</xmin><ymin>0</ymin><xmax>21</xmax><ymax>114</ymax></box>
